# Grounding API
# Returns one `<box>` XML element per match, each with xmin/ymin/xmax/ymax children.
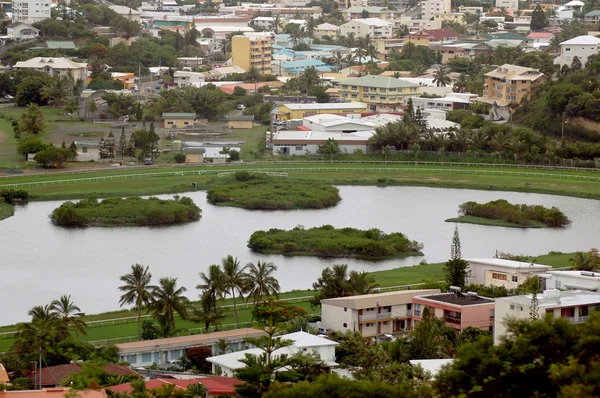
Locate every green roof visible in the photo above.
<box><xmin>162</xmin><ymin>112</ymin><xmax>196</xmax><ymax>118</ymax></box>
<box><xmin>227</xmin><ymin>115</ymin><xmax>254</xmax><ymax>121</ymax></box>
<box><xmin>340</xmin><ymin>75</ymin><xmax>419</xmax><ymax>89</ymax></box>
<box><xmin>46</xmin><ymin>41</ymin><xmax>76</xmax><ymax>49</ymax></box>
<box><xmin>345</xmin><ymin>6</ymin><xmax>390</xmax><ymax>13</ymax></box>
<box><xmin>586</xmin><ymin>10</ymin><xmax>600</xmax><ymax>16</ymax></box>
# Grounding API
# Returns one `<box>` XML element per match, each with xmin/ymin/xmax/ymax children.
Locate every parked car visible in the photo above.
<box><xmin>237</xmin><ymin>104</ymin><xmax>246</xmax><ymax>110</ymax></box>
<box><xmin>5</xmin><ymin>95</ymin><xmax>13</xmax><ymax>99</ymax></box>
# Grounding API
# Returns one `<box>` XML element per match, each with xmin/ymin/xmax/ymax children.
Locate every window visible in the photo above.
<box><xmin>566</xmin><ymin>48</ymin><xmax>570</xmax><ymax>51</ymax></box>
<box><xmin>142</xmin><ymin>353</ymin><xmax>152</xmax><ymax>363</ymax></box>
<box><xmin>344</xmin><ymin>307</ymin><xmax>347</xmax><ymax>312</ymax></box>
<box><xmin>343</xmin><ymin>322</ymin><xmax>347</xmax><ymax>328</ymax></box>
<box><xmin>414</xmin><ymin>303</ymin><xmax>422</xmax><ymax>316</ymax></box>
<box><xmin>295</xmin><ymin>146</ymin><xmax>303</xmax><ymax>151</ymax></box>
<box><xmin>366</xmin><ymin>323</ymin><xmax>374</xmax><ymax>327</ymax></box>
<box><xmin>126</xmin><ymin>354</ymin><xmax>137</xmax><ymax>364</ymax></box>
<box><xmin>512</xmin><ymin>275</ymin><xmax>518</xmax><ymax>283</ymax></box>
<box><xmin>351</xmin><ymin>94</ymin><xmax>358</xmax><ymax>98</ymax></box>
<box><xmin>492</xmin><ymin>273</ymin><xmax>508</xmax><ymax>281</ymax></box>
<box><xmin>580</xmin><ymin>306</ymin><xmax>589</xmax><ymax>317</ymax></box>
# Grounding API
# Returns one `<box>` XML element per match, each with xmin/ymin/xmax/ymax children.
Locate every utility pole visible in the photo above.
<box><xmin>375</xmin><ymin>301</ymin><xmax>380</xmax><ymax>343</ymax></box>
<box><xmin>39</xmin><ymin>348</ymin><xmax>42</xmax><ymax>390</ymax></box>
<box><xmin>137</xmin><ymin>63</ymin><xmax>141</xmax><ymax>102</ymax></box>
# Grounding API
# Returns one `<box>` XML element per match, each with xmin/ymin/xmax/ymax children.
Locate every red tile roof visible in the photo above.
<box><xmin>107</xmin><ymin>377</ymin><xmax>240</xmax><ymax>396</ymax></box>
<box><xmin>0</xmin><ymin>388</ymin><xmax>107</xmax><ymax>398</ymax></box>
<box><xmin>422</xmin><ymin>28</ymin><xmax>462</xmax><ymax>40</ymax></box>
<box><xmin>23</xmin><ymin>364</ymin><xmax>137</xmax><ymax>387</ymax></box>
<box><xmin>527</xmin><ymin>32</ymin><xmax>553</xmax><ymax>39</ymax></box>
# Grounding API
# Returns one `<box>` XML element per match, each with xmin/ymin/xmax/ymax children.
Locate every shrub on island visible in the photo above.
<box><xmin>248</xmin><ymin>225</ymin><xmax>424</xmax><ymax>259</ymax></box>
<box><xmin>447</xmin><ymin>199</ymin><xmax>569</xmax><ymax>228</ymax></box>
<box><xmin>51</xmin><ymin>196</ymin><xmax>201</xmax><ymax>227</ymax></box>
<box><xmin>207</xmin><ymin>173</ymin><xmax>341</xmax><ymax>210</ymax></box>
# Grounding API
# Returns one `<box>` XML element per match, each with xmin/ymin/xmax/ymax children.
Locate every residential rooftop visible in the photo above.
<box><xmin>560</xmin><ymin>35</ymin><xmax>600</xmax><ymax>45</ymax></box>
<box><xmin>341</xmin><ymin>75</ymin><xmax>419</xmax><ymax>89</ymax></box>
<box><xmin>345</xmin><ymin>6</ymin><xmax>392</xmax><ymax>13</ymax></box>
<box><xmin>321</xmin><ymin>289</ymin><xmax>441</xmax><ymax>309</ymax></box>
<box><xmin>162</xmin><ymin>112</ymin><xmax>196</xmax><ymax>118</ymax></box>
<box><xmin>466</xmin><ymin>258</ymin><xmax>552</xmax><ymax>270</ymax></box>
<box><xmin>496</xmin><ymin>289</ymin><xmax>600</xmax><ymax>309</ymax></box>
<box><xmin>417</xmin><ymin>292</ymin><xmax>495</xmax><ymax>306</ymax></box>
<box><xmin>348</xmin><ymin>18</ymin><xmax>392</xmax><ymax>27</ymax></box>
<box><xmin>281</xmin><ymin>102</ymin><xmax>367</xmax><ymax>111</ymax></box>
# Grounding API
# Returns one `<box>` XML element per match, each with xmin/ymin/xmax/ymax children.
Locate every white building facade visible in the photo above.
<box><xmin>6</xmin><ymin>22</ymin><xmax>39</xmax><ymax>40</ymax></box>
<box><xmin>553</xmin><ymin>35</ymin><xmax>600</xmax><ymax>68</ymax></box>
<box><xmin>466</xmin><ymin>258</ymin><xmax>552</xmax><ymax>289</ymax></box>
<box><xmin>422</xmin><ymin>0</ymin><xmax>452</xmax><ymax>22</ymax></box>
<box><xmin>340</xmin><ymin>18</ymin><xmax>392</xmax><ymax>39</ymax></box>
<box><xmin>544</xmin><ymin>270</ymin><xmax>600</xmax><ymax>291</ymax></box>
<box><xmin>12</xmin><ymin>0</ymin><xmax>50</xmax><ymax>23</ymax></box>
<box><xmin>494</xmin><ymin>0</ymin><xmax>518</xmax><ymax>10</ymax></box>
<box><xmin>13</xmin><ymin>57</ymin><xmax>87</xmax><ymax>82</ymax></box>
<box><xmin>173</xmin><ymin>71</ymin><xmax>205</xmax><ymax>87</ymax></box>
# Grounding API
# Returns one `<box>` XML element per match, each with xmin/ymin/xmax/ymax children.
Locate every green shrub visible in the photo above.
<box><xmin>173</xmin><ymin>153</ymin><xmax>186</xmax><ymax>163</ymax></box>
<box><xmin>458</xmin><ymin>199</ymin><xmax>569</xmax><ymax>227</ymax></box>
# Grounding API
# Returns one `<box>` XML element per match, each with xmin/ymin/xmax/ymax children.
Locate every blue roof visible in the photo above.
<box><xmin>310</xmin><ymin>44</ymin><xmax>350</xmax><ymax>51</ymax></box>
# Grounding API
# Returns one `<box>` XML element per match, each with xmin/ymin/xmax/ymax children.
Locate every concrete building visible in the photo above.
<box><xmin>232</xmin><ymin>32</ymin><xmax>273</xmax><ymax>75</ymax></box>
<box><xmin>13</xmin><ymin>57</ymin><xmax>87</xmax><ymax>82</ymax></box>
<box><xmin>162</xmin><ymin>112</ymin><xmax>197</xmax><ymax>129</ymax></box>
<box><xmin>273</xmin><ymin>102</ymin><xmax>367</xmax><ymax>120</ymax></box>
<box><xmin>422</xmin><ymin>0</ymin><xmax>452</xmax><ymax>22</ymax></box>
<box><xmin>108</xmin><ymin>5</ymin><xmax>140</xmax><ymax>22</ymax></box>
<box><xmin>466</xmin><ymin>258</ymin><xmax>552</xmax><ymax>289</ymax></box>
<box><xmin>543</xmin><ymin>270</ymin><xmax>600</xmax><ymax>292</ymax></box>
<box><xmin>344</xmin><ymin>6</ymin><xmax>396</xmax><ymax>21</ymax></box>
<box><xmin>182</xmin><ymin>147</ymin><xmax>205</xmax><ymax>163</ymax></box>
<box><xmin>12</xmin><ymin>0</ymin><xmax>50</xmax><ymax>23</ymax></box>
<box><xmin>204</xmin><ymin>65</ymin><xmax>246</xmax><ymax>80</ymax></box>
<box><xmin>526</xmin><ymin>31</ymin><xmax>554</xmax><ymax>49</ymax></box>
<box><xmin>6</xmin><ymin>22</ymin><xmax>39</xmax><ymax>40</ymax></box>
<box><xmin>413</xmin><ymin>291</ymin><xmax>496</xmax><ymax>332</ymax></box>
<box><xmin>174</xmin><ymin>71</ymin><xmax>205</xmax><ymax>87</ymax></box>
<box><xmin>25</xmin><ymin>364</ymin><xmax>136</xmax><ymax>388</ymax></box>
<box><xmin>252</xmin><ymin>16</ymin><xmax>275</xmax><ymax>30</ymax></box>
<box><xmin>433</xmin><ymin>12</ymin><xmax>466</xmax><ymax>26</ymax></box>
<box><xmin>314</xmin><ymin>22</ymin><xmax>340</xmax><ymax>38</ymax></box>
<box><xmin>410</xmin><ymin>94</ymin><xmax>472</xmax><ymax>112</ymax></box>
<box><xmin>0</xmin><ymin>363</ymin><xmax>9</xmax><ymax>384</ymax></box>
<box><xmin>227</xmin><ymin>115</ymin><xmax>254</xmax><ymax>129</ymax></box>
<box><xmin>495</xmin><ymin>0</ymin><xmax>518</xmax><ymax>10</ymax></box>
<box><xmin>477</xmin><ymin>64</ymin><xmax>545</xmax><ymax>119</ymax></box>
<box><xmin>1</xmin><ymin>389</ymin><xmax>106</xmax><ymax>398</ymax></box>
<box><xmin>553</xmin><ymin>35</ymin><xmax>600</xmax><ymax>69</ymax></box>
<box><xmin>339</xmin><ymin>75</ymin><xmax>420</xmax><ymax>112</ymax></box>
<box><xmin>584</xmin><ymin>10</ymin><xmax>600</xmax><ymax>24</ymax></box>
<box><xmin>176</xmin><ymin>57</ymin><xmax>204</xmax><ymax>68</ymax></box>
<box><xmin>272</xmin><ymin>129</ymin><xmax>374</xmax><ymax>155</ymax></box>
<box><xmin>206</xmin><ymin>331</ymin><xmax>338</xmax><ymax>376</ymax></box>
<box><xmin>494</xmin><ymin>290</ymin><xmax>600</xmax><ymax>344</ymax></box>
<box><xmin>320</xmin><ymin>290</ymin><xmax>441</xmax><ymax>337</ymax></box>
<box><xmin>302</xmin><ymin>113</ymin><xmax>378</xmax><ymax>132</ymax></box>
<box><xmin>116</xmin><ymin>328</ymin><xmax>266</xmax><ymax>367</ymax></box>
<box><xmin>340</xmin><ymin>18</ymin><xmax>392</xmax><ymax>39</ymax></box>
<box><xmin>108</xmin><ymin>377</ymin><xmax>240</xmax><ymax>398</ymax></box>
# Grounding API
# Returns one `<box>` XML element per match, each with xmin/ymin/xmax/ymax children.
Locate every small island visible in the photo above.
<box><xmin>207</xmin><ymin>173</ymin><xmax>341</xmax><ymax>210</ymax></box>
<box><xmin>446</xmin><ymin>199</ymin><xmax>570</xmax><ymax>228</ymax></box>
<box><xmin>51</xmin><ymin>196</ymin><xmax>201</xmax><ymax>227</ymax></box>
<box><xmin>247</xmin><ymin>225</ymin><xmax>424</xmax><ymax>260</ymax></box>
<box><xmin>0</xmin><ymin>189</ymin><xmax>29</xmax><ymax>222</ymax></box>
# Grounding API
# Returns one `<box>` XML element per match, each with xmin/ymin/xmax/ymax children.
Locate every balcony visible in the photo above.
<box><xmin>359</xmin><ymin>311</ymin><xmax>392</xmax><ymax>322</ymax></box>
<box><xmin>445</xmin><ymin>316</ymin><xmax>462</xmax><ymax>325</ymax></box>
<box><xmin>565</xmin><ymin>315</ymin><xmax>589</xmax><ymax>324</ymax></box>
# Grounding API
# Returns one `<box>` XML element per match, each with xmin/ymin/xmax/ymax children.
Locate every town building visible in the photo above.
<box><xmin>252</xmin><ymin>16</ymin><xmax>275</xmax><ymax>30</ymax></box>
<box><xmin>374</xmin><ymin>38</ymin><xmax>404</xmax><ymax>59</ymax></box>
<box><xmin>412</xmin><ymin>291</ymin><xmax>496</xmax><ymax>332</ymax></box>
<box><xmin>108</xmin><ymin>376</ymin><xmax>240</xmax><ymax>398</ymax></box>
<box><xmin>314</xmin><ymin>22</ymin><xmax>340</xmax><ymax>38</ymax></box>
<box><xmin>176</xmin><ymin>56</ymin><xmax>204</xmax><ymax>68</ymax></box>
<box><xmin>272</xmin><ymin>59</ymin><xmax>334</xmax><ymax>77</ymax></box>
<box><xmin>526</xmin><ymin>31</ymin><xmax>554</xmax><ymax>49</ymax></box>
<box><xmin>344</xmin><ymin>6</ymin><xmax>396</xmax><ymax>21</ymax></box>
<box><xmin>206</xmin><ymin>331</ymin><xmax>338</xmax><ymax>376</ymax></box>
<box><xmin>24</xmin><ymin>364</ymin><xmax>136</xmax><ymax>388</ymax></box>
<box><xmin>429</xmin><ymin>42</ymin><xmax>490</xmax><ymax>63</ymax></box>
<box><xmin>553</xmin><ymin>35</ymin><xmax>600</xmax><ymax>69</ymax></box>
<box><xmin>339</xmin><ymin>75</ymin><xmax>420</xmax><ymax>112</ymax></box>
<box><xmin>302</xmin><ymin>113</ymin><xmax>378</xmax><ymax>132</ymax></box>
<box><xmin>116</xmin><ymin>328</ymin><xmax>266</xmax><ymax>367</ymax></box>
<box><xmin>466</xmin><ymin>258</ymin><xmax>552</xmax><ymax>289</ymax></box>
<box><xmin>273</xmin><ymin>102</ymin><xmax>367</xmax><ymax>120</ymax></box>
<box><xmin>162</xmin><ymin>112</ymin><xmax>197</xmax><ymax>129</ymax></box>
<box><xmin>320</xmin><ymin>290</ymin><xmax>441</xmax><ymax>337</ymax></box>
<box><xmin>340</xmin><ymin>18</ymin><xmax>392</xmax><ymax>39</ymax></box>
<box><xmin>231</xmin><ymin>32</ymin><xmax>273</xmax><ymax>75</ymax></box>
<box><xmin>395</xmin><ymin>16</ymin><xmax>442</xmax><ymax>30</ymax></box>
<box><xmin>422</xmin><ymin>0</ymin><xmax>452</xmax><ymax>22</ymax></box>
<box><xmin>543</xmin><ymin>270</ymin><xmax>600</xmax><ymax>292</ymax></box>
<box><xmin>433</xmin><ymin>12</ymin><xmax>466</xmax><ymax>26</ymax></box>
<box><xmin>204</xmin><ymin>66</ymin><xmax>246</xmax><ymax>80</ymax></box>
<box><xmin>1</xmin><ymin>389</ymin><xmax>106</xmax><ymax>398</ymax></box>
<box><xmin>272</xmin><ymin>129</ymin><xmax>374</xmax><ymax>155</ymax></box>
<box><xmin>12</xmin><ymin>0</ymin><xmax>50</xmax><ymax>23</ymax></box>
<box><xmin>12</xmin><ymin>57</ymin><xmax>87</xmax><ymax>83</ymax></box>
<box><xmin>182</xmin><ymin>147</ymin><xmax>205</xmax><ymax>163</ymax></box>
<box><xmin>495</xmin><ymin>0</ymin><xmax>519</xmax><ymax>10</ymax></box>
<box><xmin>477</xmin><ymin>64</ymin><xmax>545</xmax><ymax>119</ymax></box>
<box><xmin>6</xmin><ymin>22</ymin><xmax>39</xmax><ymax>40</ymax></box>
<box><xmin>494</xmin><ymin>290</ymin><xmax>600</xmax><ymax>344</ymax></box>
<box><xmin>409</xmin><ymin>94</ymin><xmax>472</xmax><ymax>112</ymax></box>
<box><xmin>174</xmin><ymin>71</ymin><xmax>205</xmax><ymax>87</ymax></box>
<box><xmin>584</xmin><ymin>10</ymin><xmax>600</xmax><ymax>23</ymax></box>
<box><xmin>108</xmin><ymin>5</ymin><xmax>140</xmax><ymax>22</ymax></box>
<box><xmin>226</xmin><ymin>115</ymin><xmax>254</xmax><ymax>129</ymax></box>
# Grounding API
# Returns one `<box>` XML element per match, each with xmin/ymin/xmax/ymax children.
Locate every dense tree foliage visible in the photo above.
<box><xmin>310</xmin><ymin>264</ymin><xmax>379</xmax><ymax>308</ymax></box>
<box><xmin>458</xmin><ymin>199</ymin><xmax>570</xmax><ymax>227</ymax></box>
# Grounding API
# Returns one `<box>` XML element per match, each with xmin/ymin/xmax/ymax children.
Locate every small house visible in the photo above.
<box><xmin>227</xmin><ymin>115</ymin><xmax>254</xmax><ymax>129</ymax></box>
<box><xmin>183</xmin><ymin>147</ymin><xmax>206</xmax><ymax>163</ymax></box>
<box><xmin>162</xmin><ymin>112</ymin><xmax>196</xmax><ymax>129</ymax></box>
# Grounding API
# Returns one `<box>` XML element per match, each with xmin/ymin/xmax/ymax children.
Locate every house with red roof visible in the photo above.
<box><xmin>422</xmin><ymin>28</ymin><xmax>463</xmax><ymax>42</ymax></box>
<box><xmin>22</xmin><ymin>364</ymin><xmax>137</xmax><ymax>388</ymax></box>
<box><xmin>0</xmin><ymin>388</ymin><xmax>107</xmax><ymax>398</ymax></box>
<box><xmin>107</xmin><ymin>376</ymin><xmax>240</xmax><ymax>398</ymax></box>
<box><xmin>526</xmin><ymin>31</ymin><xmax>554</xmax><ymax>48</ymax></box>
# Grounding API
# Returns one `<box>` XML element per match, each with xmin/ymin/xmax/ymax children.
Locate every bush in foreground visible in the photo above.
<box><xmin>248</xmin><ymin>225</ymin><xmax>424</xmax><ymax>259</ymax></box>
<box><xmin>50</xmin><ymin>196</ymin><xmax>201</xmax><ymax>227</ymax></box>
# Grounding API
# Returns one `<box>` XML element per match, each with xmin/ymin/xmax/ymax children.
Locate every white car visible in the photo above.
<box><xmin>237</xmin><ymin>104</ymin><xmax>246</xmax><ymax>110</ymax></box>
<box><xmin>5</xmin><ymin>95</ymin><xmax>13</xmax><ymax>99</ymax></box>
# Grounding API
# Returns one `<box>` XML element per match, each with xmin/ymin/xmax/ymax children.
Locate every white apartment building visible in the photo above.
<box><xmin>553</xmin><ymin>35</ymin><xmax>600</xmax><ymax>68</ymax></box>
<box><xmin>340</xmin><ymin>18</ymin><xmax>392</xmax><ymax>39</ymax></box>
<box><xmin>173</xmin><ymin>71</ymin><xmax>205</xmax><ymax>87</ymax></box>
<box><xmin>544</xmin><ymin>270</ymin><xmax>600</xmax><ymax>292</ymax></box>
<box><xmin>320</xmin><ymin>289</ymin><xmax>441</xmax><ymax>337</ymax></box>
<box><xmin>495</xmin><ymin>0</ymin><xmax>518</xmax><ymax>10</ymax></box>
<box><xmin>13</xmin><ymin>57</ymin><xmax>87</xmax><ymax>82</ymax></box>
<box><xmin>422</xmin><ymin>0</ymin><xmax>451</xmax><ymax>23</ymax></box>
<box><xmin>12</xmin><ymin>0</ymin><xmax>50</xmax><ymax>24</ymax></box>
<box><xmin>494</xmin><ymin>290</ymin><xmax>600</xmax><ymax>344</ymax></box>
<box><xmin>252</xmin><ymin>16</ymin><xmax>275</xmax><ymax>30</ymax></box>
<box><xmin>466</xmin><ymin>258</ymin><xmax>552</xmax><ymax>290</ymax></box>
<box><xmin>206</xmin><ymin>331</ymin><xmax>338</xmax><ymax>376</ymax></box>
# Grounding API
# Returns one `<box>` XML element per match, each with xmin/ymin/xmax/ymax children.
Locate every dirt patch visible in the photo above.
<box><xmin>546</xmin><ymin>183</ymin><xmax>585</xmax><ymax>189</ymax></box>
<box><xmin>421</xmin><ymin>178</ymin><xmax>471</xmax><ymax>183</ymax></box>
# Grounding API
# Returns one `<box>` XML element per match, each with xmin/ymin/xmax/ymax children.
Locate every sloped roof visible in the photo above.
<box><xmin>23</xmin><ymin>364</ymin><xmax>136</xmax><ymax>387</ymax></box>
<box><xmin>560</xmin><ymin>35</ymin><xmax>600</xmax><ymax>45</ymax></box>
<box><xmin>0</xmin><ymin>363</ymin><xmax>9</xmax><ymax>383</ymax></box>
<box><xmin>162</xmin><ymin>112</ymin><xmax>195</xmax><ymax>118</ymax></box>
<box><xmin>321</xmin><ymin>289</ymin><xmax>441</xmax><ymax>309</ymax></box>
<box><xmin>345</xmin><ymin>6</ymin><xmax>391</xmax><ymax>13</ymax></box>
<box><xmin>13</xmin><ymin>57</ymin><xmax>86</xmax><ymax>70</ymax></box>
<box><xmin>585</xmin><ymin>10</ymin><xmax>600</xmax><ymax>16</ymax></box>
<box><xmin>340</xmin><ymin>75</ymin><xmax>419</xmax><ymax>89</ymax></box>
<box><xmin>527</xmin><ymin>32</ymin><xmax>553</xmax><ymax>39</ymax></box>
<box><xmin>349</xmin><ymin>18</ymin><xmax>391</xmax><ymax>27</ymax></box>
<box><xmin>422</xmin><ymin>28</ymin><xmax>462</xmax><ymax>40</ymax></box>
<box><xmin>46</xmin><ymin>41</ymin><xmax>76</xmax><ymax>49</ymax></box>
<box><xmin>316</xmin><ymin>23</ymin><xmax>340</xmax><ymax>31</ymax></box>
<box><xmin>0</xmin><ymin>388</ymin><xmax>106</xmax><ymax>398</ymax></box>
<box><xmin>108</xmin><ymin>376</ymin><xmax>240</xmax><ymax>396</ymax></box>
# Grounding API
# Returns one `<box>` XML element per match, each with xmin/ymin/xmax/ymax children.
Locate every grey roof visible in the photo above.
<box><xmin>418</xmin><ymin>293</ymin><xmax>495</xmax><ymax>306</ymax></box>
<box><xmin>163</xmin><ymin>112</ymin><xmax>196</xmax><ymax>118</ymax></box>
<box><xmin>227</xmin><ymin>115</ymin><xmax>254</xmax><ymax>121</ymax></box>
<box><xmin>585</xmin><ymin>10</ymin><xmax>600</xmax><ymax>16</ymax></box>
<box><xmin>340</xmin><ymin>75</ymin><xmax>419</xmax><ymax>89</ymax></box>
<box><xmin>183</xmin><ymin>147</ymin><xmax>206</xmax><ymax>154</ymax></box>
<box><xmin>46</xmin><ymin>41</ymin><xmax>76</xmax><ymax>49</ymax></box>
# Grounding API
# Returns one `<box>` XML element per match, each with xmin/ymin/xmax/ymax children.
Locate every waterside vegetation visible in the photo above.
<box><xmin>50</xmin><ymin>195</ymin><xmax>201</xmax><ymax>227</ymax></box>
<box><xmin>446</xmin><ymin>199</ymin><xmax>570</xmax><ymax>228</ymax></box>
<box><xmin>248</xmin><ymin>225</ymin><xmax>424</xmax><ymax>260</ymax></box>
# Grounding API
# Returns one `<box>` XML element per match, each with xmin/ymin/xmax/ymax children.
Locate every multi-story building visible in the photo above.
<box><xmin>466</xmin><ymin>258</ymin><xmax>552</xmax><ymax>289</ymax></box>
<box><xmin>339</xmin><ymin>75</ymin><xmax>420</xmax><ymax>112</ymax></box>
<box><xmin>413</xmin><ymin>291</ymin><xmax>496</xmax><ymax>332</ymax></box>
<box><xmin>173</xmin><ymin>71</ymin><xmax>205</xmax><ymax>87</ymax></box>
<box><xmin>495</xmin><ymin>0</ymin><xmax>519</xmax><ymax>10</ymax></box>
<box><xmin>344</xmin><ymin>6</ymin><xmax>396</xmax><ymax>21</ymax></box>
<box><xmin>6</xmin><ymin>22</ymin><xmax>39</xmax><ymax>40</ymax></box>
<box><xmin>553</xmin><ymin>35</ymin><xmax>600</xmax><ymax>69</ymax></box>
<box><xmin>273</xmin><ymin>102</ymin><xmax>368</xmax><ymax>120</ymax></box>
<box><xmin>422</xmin><ymin>0</ymin><xmax>451</xmax><ymax>23</ymax></box>
<box><xmin>321</xmin><ymin>290</ymin><xmax>441</xmax><ymax>337</ymax></box>
<box><xmin>477</xmin><ymin>64</ymin><xmax>545</xmax><ymax>119</ymax></box>
<box><xmin>584</xmin><ymin>10</ymin><xmax>600</xmax><ymax>23</ymax></box>
<box><xmin>543</xmin><ymin>270</ymin><xmax>600</xmax><ymax>292</ymax></box>
<box><xmin>374</xmin><ymin>38</ymin><xmax>404</xmax><ymax>59</ymax></box>
<box><xmin>12</xmin><ymin>0</ymin><xmax>50</xmax><ymax>23</ymax></box>
<box><xmin>340</xmin><ymin>18</ymin><xmax>393</xmax><ymax>39</ymax></box>
<box><xmin>231</xmin><ymin>32</ymin><xmax>273</xmax><ymax>75</ymax></box>
<box><xmin>13</xmin><ymin>57</ymin><xmax>87</xmax><ymax>83</ymax></box>
<box><xmin>314</xmin><ymin>23</ymin><xmax>340</xmax><ymax>38</ymax></box>
<box><xmin>494</xmin><ymin>290</ymin><xmax>600</xmax><ymax>344</ymax></box>
<box><xmin>433</xmin><ymin>12</ymin><xmax>466</xmax><ymax>26</ymax></box>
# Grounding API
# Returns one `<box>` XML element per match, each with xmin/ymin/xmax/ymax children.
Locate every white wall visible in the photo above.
<box><xmin>321</xmin><ymin>304</ymin><xmax>358</xmax><ymax>333</ymax></box>
<box><xmin>555</xmin><ymin>43</ymin><xmax>600</xmax><ymax>68</ymax></box>
<box><xmin>273</xmin><ymin>142</ymin><xmax>369</xmax><ymax>156</ymax></box>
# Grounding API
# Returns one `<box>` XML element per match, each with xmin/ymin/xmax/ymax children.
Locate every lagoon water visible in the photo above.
<box><xmin>2</xmin><ymin>186</ymin><xmax>600</xmax><ymax>325</ymax></box>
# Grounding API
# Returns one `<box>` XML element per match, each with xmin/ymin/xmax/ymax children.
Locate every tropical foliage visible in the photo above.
<box><xmin>457</xmin><ymin>200</ymin><xmax>570</xmax><ymax>228</ymax></box>
<box><xmin>310</xmin><ymin>264</ymin><xmax>379</xmax><ymax>308</ymax></box>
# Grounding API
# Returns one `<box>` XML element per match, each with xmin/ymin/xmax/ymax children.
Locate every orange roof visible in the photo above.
<box><xmin>107</xmin><ymin>377</ymin><xmax>240</xmax><ymax>396</ymax></box>
<box><xmin>0</xmin><ymin>363</ymin><xmax>9</xmax><ymax>384</ymax></box>
<box><xmin>23</xmin><ymin>364</ymin><xmax>136</xmax><ymax>387</ymax></box>
<box><xmin>0</xmin><ymin>388</ymin><xmax>107</xmax><ymax>398</ymax></box>
<box><xmin>296</xmin><ymin>126</ymin><xmax>310</xmax><ymax>131</ymax></box>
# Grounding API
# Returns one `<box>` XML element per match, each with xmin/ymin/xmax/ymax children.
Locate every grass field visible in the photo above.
<box><xmin>445</xmin><ymin>215</ymin><xmax>547</xmax><ymax>228</ymax></box>
<box><xmin>0</xmin><ymin>251</ymin><xmax>576</xmax><ymax>353</ymax></box>
<box><xmin>0</xmin><ymin>202</ymin><xmax>14</xmax><ymax>220</ymax></box>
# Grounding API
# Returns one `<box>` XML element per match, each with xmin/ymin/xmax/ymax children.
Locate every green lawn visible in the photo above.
<box><xmin>445</xmin><ymin>215</ymin><xmax>547</xmax><ymax>229</ymax></box>
<box><xmin>0</xmin><ymin>202</ymin><xmax>14</xmax><ymax>220</ymax></box>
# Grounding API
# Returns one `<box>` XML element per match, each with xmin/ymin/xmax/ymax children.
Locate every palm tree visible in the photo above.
<box><xmin>118</xmin><ymin>264</ymin><xmax>156</xmax><ymax>341</ymax></box>
<box><xmin>452</xmin><ymin>73</ymin><xmax>469</xmax><ymax>93</ymax></box>
<box><xmin>215</xmin><ymin>338</ymin><xmax>231</xmax><ymax>354</ymax></box>
<box><xmin>189</xmin><ymin>303</ymin><xmax>226</xmax><ymax>332</ymax></box>
<box><xmin>197</xmin><ymin>264</ymin><xmax>226</xmax><ymax>312</ymax></box>
<box><xmin>221</xmin><ymin>255</ymin><xmax>248</xmax><ymax>328</ymax></box>
<box><xmin>147</xmin><ymin>314</ymin><xmax>188</xmax><ymax>338</ymax></box>
<box><xmin>490</xmin><ymin>131</ymin><xmax>508</xmax><ymax>153</ymax></box>
<box><xmin>41</xmin><ymin>75</ymin><xmax>71</xmax><ymax>114</ymax></box>
<box><xmin>348</xmin><ymin>271</ymin><xmax>379</xmax><ymax>295</ymax></box>
<box><xmin>269</xmin><ymin>14</ymin><xmax>283</xmax><ymax>34</ymax></box>
<box><xmin>63</xmin><ymin>97</ymin><xmax>79</xmax><ymax>120</ymax></box>
<box><xmin>246</xmin><ymin>261</ymin><xmax>280</xmax><ymax>307</ymax></box>
<box><xmin>433</xmin><ymin>66</ymin><xmax>451</xmax><ymax>87</ymax></box>
<box><xmin>332</xmin><ymin>51</ymin><xmax>346</xmax><ymax>70</ymax></box>
<box><xmin>20</xmin><ymin>103</ymin><xmax>46</xmax><ymax>135</ymax></box>
<box><xmin>149</xmin><ymin>277</ymin><xmax>190</xmax><ymax>330</ymax></box>
<box><xmin>87</xmin><ymin>99</ymin><xmax>99</xmax><ymax>119</ymax></box>
<box><xmin>411</xmin><ymin>62</ymin><xmax>427</xmax><ymax>77</ymax></box>
<box><xmin>50</xmin><ymin>295</ymin><xmax>87</xmax><ymax>336</ymax></box>
<box><xmin>305</xmin><ymin>16</ymin><xmax>317</xmax><ymax>38</ymax></box>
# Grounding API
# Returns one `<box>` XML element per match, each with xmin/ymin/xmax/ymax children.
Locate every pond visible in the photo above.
<box><xmin>2</xmin><ymin>186</ymin><xmax>599</xmax><ymax>325</ymax></box>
